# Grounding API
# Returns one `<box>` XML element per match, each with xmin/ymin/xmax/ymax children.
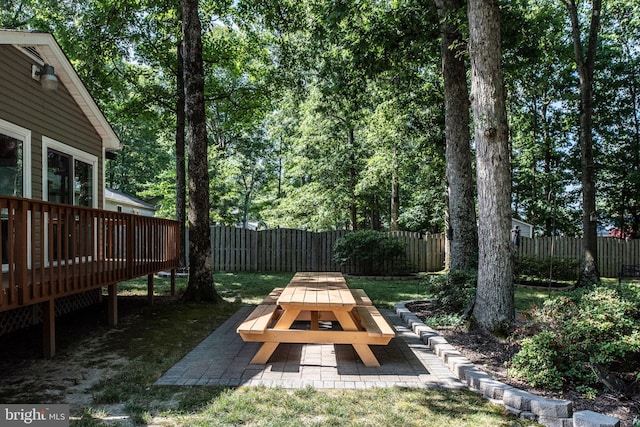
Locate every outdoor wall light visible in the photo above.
<box><xmin>31</xmin><ymin>63</ymin><xmax>58</xmax><ymax>91</ymax></box>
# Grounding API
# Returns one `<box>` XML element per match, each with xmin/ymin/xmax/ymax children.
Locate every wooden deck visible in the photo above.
<box><xmin>0</xmin><ymin>196</ymin><xmax>179</xmax><ymax>357</ymax></box>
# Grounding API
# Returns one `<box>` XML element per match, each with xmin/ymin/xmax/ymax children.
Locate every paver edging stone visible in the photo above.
<box><xmin>395</xmin><ymin>302</ymin><xmax>621</xmax><ymax>427</ymax></box>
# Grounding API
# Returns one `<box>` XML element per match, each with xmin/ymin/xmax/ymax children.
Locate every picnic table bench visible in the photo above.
<box><xmin>619</xmin><ymin>264</ymin><xmax>640</xmax><ymax>284</ymax></box>
<box><xmin>237</xmin><ymin>272</ymin><xmax>394</xmax><ymax>367</ymax></box>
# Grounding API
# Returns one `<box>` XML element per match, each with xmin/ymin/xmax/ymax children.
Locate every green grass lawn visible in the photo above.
<box><xmin>118</xmin><ymin>271</ymin><xmax>428</xmax><ymax>307</ymax></box>
<box><xmin>514</xmin><ymin>286</ymin><xmax>561</xmax><ymax>312</ymax></box>
<box><xmin>150</xmin><ymin>386</ymin><xmax>538</xmax><ymax>427</ymax></box>
<box><xmin>69</xmin><ymin>271</ymin><xmax>546</xmax><ymax>426</ymax></box>
<box><xmin>118</xmin><ymin>270</ymin><xmax>575</xmax><ymax>311</ymax></box>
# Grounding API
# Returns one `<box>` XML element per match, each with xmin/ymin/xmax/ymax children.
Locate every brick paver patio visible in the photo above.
<box><xmin>156</xmin><ymin>306</ymin><xmax>463</xmax><ymax>389</ymax></box>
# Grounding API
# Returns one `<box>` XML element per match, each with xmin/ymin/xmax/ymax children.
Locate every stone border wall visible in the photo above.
<box><xmin>395</xmin><ymin>302</ymin><xmax>621</xmax><ymax>427</ymax></box>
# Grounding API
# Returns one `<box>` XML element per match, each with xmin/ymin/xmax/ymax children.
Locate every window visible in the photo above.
<box><xmin>0</xmin><ymin>120</ymin><xmax>31</xmax><ymax>269</ymax></box>
<box><xmin>42</xmin><ymin>137</ymin><xmax>97</xmax><ymax>208</ymax></box>
<box><xmin>74</xmin><ymin>159</ymin><xmax>93</xmax><ymax>207</ymax></box>
<box><xmin>47</xmin><ymin>150</ymin><xmax>71</xmax><ymax>204</ymax></box>
<box><xmin>42</xmin><ymin>138</ymin><xmax>98</xmax><ymax>264</ymax></box>
<box><xmin>0</xmin><ymin>134</ymin><xmax>22</xmax><ymax>196</ymax></box>
<box><xmin>46</xmin><ymin>150</ymin><xmax>94</xmax><ymax>207</ymax></box>
<box><xmin>0</xmin><ymin>119</ymin><xmax>31</xmax><ymax>198</ymax></box>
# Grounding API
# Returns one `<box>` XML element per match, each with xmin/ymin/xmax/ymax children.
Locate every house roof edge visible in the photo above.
<box><xmin>0</xmin><ymin>29</ymin><xmax>122</xmax><ymax>150</ymax></box>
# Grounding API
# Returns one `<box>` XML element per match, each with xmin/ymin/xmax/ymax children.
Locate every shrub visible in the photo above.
<box><xmin>420</xmin><ymin>270</ymin><xmax>477</xmax><ymax>313</ymax></box>
<box><xmin>510</xmin><ymin>331</ymin><xmax>565</xmax><ymax>389</ymax></box>
<box><xmin>333</xmin><ymin>230</ymin><xmax>410</xmax><ymax>276</ymax></box>
<box><xmin>510</xmin><ymin>284</ymin><xmax>640</xmax><ymax>390</ymax></box>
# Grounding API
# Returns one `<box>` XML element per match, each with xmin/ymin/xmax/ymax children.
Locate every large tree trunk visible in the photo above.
<box><xmin>468</xmin><ymin>0</ymin><xmax>514</xmax><ymax>334</ymax></box>
<box><xmin>176</xmin><ymin>39</ymin><xmax>187</xmax><ymax>270</ymax></box>
<box><xmin>436</xmin><ymin>0</ymin><xmax>478</xmax><ymax>271</ymax></box>
<box><xmin>565</xmin><ymin>0</ymin><xmax>601</xmax><ymax>287</ymax></box>
<box><xmin>348</xmin><ymin>127</ymin><xmax>358</xmax><ymax>231</ymax></box>
<box><xmin>181</xmin><ymin>0</ymin><xmax>222</xmax><ymax>303</ymax></box>
<box><xmin>541</xmin><ymin>99</ymin><xmax>556</xmax><ymax>236</ymax></box>
<box><xmin>390</xmin><ymin>180</ymin><xmax>400</xmax><ymax>232</ymax></box>
<box><xmin>390</xmin><ymin>143</ymin><xmax>400</xmax><ymax>231</ymax></box>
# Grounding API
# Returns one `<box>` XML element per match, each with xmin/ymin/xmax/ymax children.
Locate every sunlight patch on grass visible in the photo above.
<box><xmin>343</xmin><ymin>277</ymin><xmax>426</xmax><ymax>308</ymax></box>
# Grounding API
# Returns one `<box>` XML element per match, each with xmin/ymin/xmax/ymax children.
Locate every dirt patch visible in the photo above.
<box><xmin>0</xmin><ymin>298</ymin><xmax>152</xmax><ymax>423</ymax></box>
<box><xmin>405</xmin><ymin>300</ymin><xmax>640</xmax><ymax>427</ymax></box>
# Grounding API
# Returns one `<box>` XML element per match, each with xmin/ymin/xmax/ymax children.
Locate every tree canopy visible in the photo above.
<box><xmin>3</xmin><ymin>0</ymin><xmax>640</xmax><ymax>239</ymax></box>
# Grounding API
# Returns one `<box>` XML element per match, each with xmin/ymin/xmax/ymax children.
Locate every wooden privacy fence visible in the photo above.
<box><xmin>210</xmin><ymin>226</ymin><xmax>446</xmax><ymax>273</ymax></box>
<box><xmin>210</xmin><ymin>226</ymin><xmax>640</xmax><ymax>277</ymax></box>
<box><xmin>518</xmin><ymin>236</ymin><xmax>640</xmax><ymax>278</ymax></box>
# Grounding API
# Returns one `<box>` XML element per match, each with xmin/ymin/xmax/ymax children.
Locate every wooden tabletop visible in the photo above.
<box><xmin>239</xmin><ymin>271</ymin><xmax>394</xmax><ymax>367</ymax></box>
<box><xmin>277</xmin><ymin>272</ymin><xmax>356</xmax><ymax>310</ymax></box>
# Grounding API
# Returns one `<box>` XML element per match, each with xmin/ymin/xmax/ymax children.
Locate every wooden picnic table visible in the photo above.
<box><xmin>237</xmin><ymin>272</ymin><xmax>395</xmax><ymax>367</ymax></box>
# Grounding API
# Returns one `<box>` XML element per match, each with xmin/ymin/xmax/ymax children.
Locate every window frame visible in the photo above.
<box><xmin>42</xmin><ymin>136</ymin><xmax>98</xmax><ymax>208</ymax></box>
<box><xmin>0</xmin><ymin>118</ymin><xmax>32</xmax><ymax>198</ymax></box>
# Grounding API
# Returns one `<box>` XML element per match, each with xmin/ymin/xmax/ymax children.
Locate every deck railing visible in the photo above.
<box><xmin>0</xmin><ymin>196</ymin><xmax>180</xmax><ymax>314</ymax></box>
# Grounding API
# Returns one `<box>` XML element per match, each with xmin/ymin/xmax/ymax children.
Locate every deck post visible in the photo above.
<box><xmin>15</xmin><ymin>199</ymin><xmax>29</xmax><ymax>305</ymax></box>
<box><xmin>42</xmin><ymin>299</ymin><xmax>55</xmax><ymax>358</ymax></box>
<box><xmin>107</xmin><ymin>284</ymin><xmax>118</xmax><ymax>326</ymax></box>
<box><xmin>170</xmin><ymin>269</ymin><xmax>176</xmax><ymax>296</ymax></box>
<box><xmin>126</xmin><ymin>216</ymin><xmax>135</xmax><ymax>279</ymax></box>
<box><xmin>147</xmin><ymin>274</ymin><xmax>154</xmax><ymax>305</ymax></box>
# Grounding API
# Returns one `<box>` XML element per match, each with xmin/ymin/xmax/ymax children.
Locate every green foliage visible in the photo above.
<box><xmin>420</xmin><ymin>270</ymin><xmax>477</xmax><ymax>313</ymax></box>
<box><xmin>424</xmin><ymin>313</ymin><xmax>466</xmax><ymax>328</ymax></box>
<box><xmin>575</xmin><ymin>385</ymin><xmax>597</xmax><ymax>400</ymax></box>
<box><xmin>510</xmin><ymin>284</ymin><xmax>640</xmax><ymax>390</ymax></box>
<box><xmin>510</xmin><ymin>331</ymin><xmax>565</xmax><ymax>389</ymax></box>
<box><xmin>8</xmin><ymin>0</ymin><xmax>640</xmax><ymax>240</ymax></box>
<box><xmin>514</xmin><ymin>256</ymin><xmax>579</xmax><ymax>282</ymax></box>
<box><xmin>333</xmin><ymin>230</ymin><xmax>409</xmax><ymax>276</ymax></box>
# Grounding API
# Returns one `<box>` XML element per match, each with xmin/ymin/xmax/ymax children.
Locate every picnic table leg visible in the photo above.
<box><xmin>250</xmin><ymin>308</ymin><xmax>301</xmax><ymax>364</ymax></box>
<box><xmin>333</xmin><ymin>311</ymin><xmax>381</xmax><ymax>367</ymax></box>
<box><xmin>310</xmin><ymin>311</ymin><xmax>319</xmax><ymax>330</ymax></box>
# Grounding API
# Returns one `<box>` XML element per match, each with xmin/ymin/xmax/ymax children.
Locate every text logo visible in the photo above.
<box><xmin>0</xmin><ymin>405</ymin><xmax>68</xmax><ymax>426</ymax></box>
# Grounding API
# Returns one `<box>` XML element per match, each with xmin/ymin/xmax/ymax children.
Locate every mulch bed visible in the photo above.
<box><xmin>405</xmin><ymin>300</ymin><xmax>640</xmax><ymax>427</ymax></box>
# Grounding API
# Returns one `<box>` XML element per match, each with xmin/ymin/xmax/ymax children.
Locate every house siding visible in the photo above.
<box><xmin>0</xmin><ymin>45</ymin><xmax>104</xmax><ymax>207</ymax></box>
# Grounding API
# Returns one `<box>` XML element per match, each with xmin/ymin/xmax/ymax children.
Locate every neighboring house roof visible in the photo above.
<box><xmin>512</xmin><ymin>218</ymin><xmax>534</xmax><ymax>238</ymax></box>
<box><xmin>0</xmin><ymin>29</ymin><xmax>121</xmax><ymax>150</ymax></box>
<box><xmin>105</xmin><ymin>188</ymin><xmax>156</xmax><ymax>211</ymax></box>
<box><xmin>512</xmin><ymin>218</ymin><xmax>533</xmax><ymax>228</ymax></box>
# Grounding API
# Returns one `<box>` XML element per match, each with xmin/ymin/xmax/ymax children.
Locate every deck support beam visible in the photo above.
<box><xmin>147</xmin><ymin>274</ymin><xmax>154</xmax><ymax>305</ymax></box>
<box><xmin>41</xmin><ymin>299</ymin><xmax>55</xmax><ymax>358</ymax></box>
<box><xmin>107</xmin><ymin>284</ymin><xmax>118</xmax><ymax>327</ymax></box>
